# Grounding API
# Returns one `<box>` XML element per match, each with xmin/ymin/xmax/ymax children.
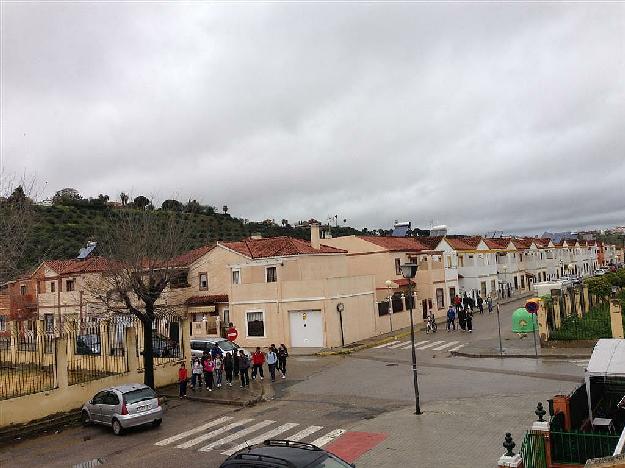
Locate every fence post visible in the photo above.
<box><xmin>553</xmin><ymin>300</ymin><xmax>561</xmax><ymax>329</ymax></box>
<box><xmin>125</xmin><ymin>326</ymin><xmax>139</xmax><ymax>373</ymax></box>
<box><xmin>36</xmin><ymin>319</ymin><xmax>45</xmax><ymax>362</ymax></box>
<box><xmin>537</xmin><ymin>302</ymin><xmax>549</xmax><ymax>343</ymax></box>
<box><xmin>181</xmin><ymin>317</ymin><xmax>191</xmax><ymax>364</ymax></box>
<box><xmin>100</xmin><ymin>320</ymin><xmax>111</xmax><ymax>372</ymax></box>
<box><xmin>498</xmin><ymin>433</ymin><xmax>523</xmax><ymax>468</ymax></box>
<box><xmin>56</xmin><ymin>337</ymin><xmax>69</xmax><ymax>389</ymax></box>
<box><xmin>582</xmin><ymin>286</ymin><xmax>589</xmax><ymax>315</ymax></box>
<box><xmin>10</xmin><ymin>321</ymin><xmax>18</xmax><ymax>363</ymax></box>
<box><xmin>532</xmin><ymin>402</ymin><xmax>553</xmax><ymax>467</ymax></box>
<box><xmin>609</xmin><ymin>299</ymin><xmax>624</xmax><ymax>339</ymax></box>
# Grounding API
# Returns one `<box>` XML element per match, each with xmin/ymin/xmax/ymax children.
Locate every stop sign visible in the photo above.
<box><xmin>227</xmin><ymin>327</ymin><xmax>238</xmax><ymax>342</ymax></box>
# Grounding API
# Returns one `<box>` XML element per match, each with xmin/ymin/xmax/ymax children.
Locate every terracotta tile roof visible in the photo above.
<box><xmin>511</xmin><ymin>238</ymin><xmax>532</xmax><ymax>250</ymax></box>
<box><xmin>357</xmin><ymin>236</ymin><xmax>428</xmax><ymax>252</ymax></box>
<box><xmin>483</xmin><ymin>238</ymin><xmax>510</xmax><ymax>249</ymax></box>
<box><xmin>186</xmin><ymin>295</ymin><xmax>229</xmax><ymax>305</ymax></box>
<box><xmin>171</xmin><ymin>245</ymin><xmax>215</xmax><ymax>267</ymax></box>
<box><xmin>222</xmin><ymin>237</ymin><xmax>346</xmax><ymax>259</ymax></box>
<box><xmin>415</xmin><ymin>236</ymin><xmax>444</xmax><ymax>250</ymax></box>
<box><xmin>43</xmin><ymin>257</ymin><xmax>116</xmax><ymax>275</ymax></box>
<box><xmin>445</xmin><ymin>236</ymin><xmax>482</xmax><ymax>250</ymax></box>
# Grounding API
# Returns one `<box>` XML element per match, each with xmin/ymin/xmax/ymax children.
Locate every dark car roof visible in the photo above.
<box><xmin>221</xmin><ymin>441</ymin><xmax>329</xmax><ymax>467</ymax></box>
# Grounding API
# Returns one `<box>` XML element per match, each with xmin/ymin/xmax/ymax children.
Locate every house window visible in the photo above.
<box><xmin>436</xmin><ymin>288</ymin><xmax>444</xmax><ymax>309</ymax></box>
<box><xmin>266</xmin><ymin>266</ymin><xmax>277</xmax><ymax>283</ymax></box>
<box><xmin>449</xmin><ymin>287</ymin><xmax>456</xmax><ymax>302</ymax></box>
<box><xmin>446</xmin><ymin>256</ymin><xmax>452</xmax><ymax>268</ymax></box>
<box><xmin>491</xmin><ymin>279</ymin><xmax>496</xmax><ymax>292</ymax></box>
<box><xmin>66</xmin><ymin>280</ymin><xmax>75</xmax><ymax>292</ymax></box>
<box><xmin>199</xmin><ymin>273</ymin><xmax>208</xmax><ymax>290</ymax></box>
<box><xmin>0</xmin><ymin>316</ymin><xmax>6</xmax><ymax>332</ymax></box>
<box><xmin>20</xmin><ymin>285</ymin><xmax>26</xmax><ymax>295</ymax></box>
<box><xmin>480</xmin><ymin>281</ymin><xmax>487</xmax><ymax>297</ymax></box>
<box><xmin>394</xmin><ymin>258</ymin><xmax>401</xmax><ymax>275</ymax></box>
<box><xmin>458</xmin><ymin>256</ymin><xmax>464</xmax><ymax>267</ymax></box>
<box><xmin>232</xmin><ymin>269</ymin><xmax>240</xmax><ymax>285</ymax></box>
<box><xmin>246</xmin><ymin>311</ymin><xmax>265</xmax><ymax>337</ymax></box>
<box><xmin>50</xmin><ymin>282</ymin><xmax>56</xmax><ymax>293</ymax></box>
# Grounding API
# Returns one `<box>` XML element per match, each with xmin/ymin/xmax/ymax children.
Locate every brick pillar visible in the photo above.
<box><xmin>574</xmin><ymin>290</ymin><xmax>581</xmax><ymax>315</ymax></box>
<box><xmin>553</xmin><ymin>300</ymin><xmax>561</xmax><ymax>329</ymax></box>
<box><xmin>531</xmin><ymin>421</ymin><xmax>553</xmax><ymax>467</ymax></box>
<box><xmin>610</xmin><ymin>299</ymin><xmax>624</xmax><ymax>339</ymax></box>
<box><xmin>582</xmin><ymin>286</ymin><xmax>589</xmax><ymax>315</ymax></box>
<box><xmin>56</xmin><ymin>337</ymin><xmax>69</xmax><ymax>389</ymax></box>
<box><xmin>537</xmin><ymin>301</ymin><xmax>549</xmax><ymax>343</ymax></box>
<box><xmin>181</xmin><ymin>317</ymin><xmax>192</xmax><ymax>364</ymax></box>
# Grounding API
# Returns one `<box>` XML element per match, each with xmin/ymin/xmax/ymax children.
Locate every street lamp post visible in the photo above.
<box><xmin>400</xmin><ymin>262</ymin><xmax>422</xmax><ymax>415</ymax></box>
<box><xmin>385</xmin><ymin>280</ymin><xmax>394</xmax><ymax>332</ymax></box>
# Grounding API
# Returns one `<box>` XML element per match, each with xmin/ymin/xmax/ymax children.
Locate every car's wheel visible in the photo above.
<box><xmin>81</xmin><ymin>410</ymin><xmax>91</xmax><ymax>427</ymax></box>
<box><xmin>112</xmin><ymin>419</ymin><xmax>124</xmax><ymax>436</ymax></box>
<box><xmin>152</xmin><ymin>419</ymin><xmax>162</xmax><ymax>428</ymax></box>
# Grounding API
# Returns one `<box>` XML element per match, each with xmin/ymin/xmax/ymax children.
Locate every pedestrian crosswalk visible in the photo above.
<box><xmin>373</xmin><ymin>339</ymin><xmax>466</xmax><ymax>352</ymax></box>
<box><xmin>569</xmin><ymin>359</ymin><xmax>590</xmax><ymax>368</ymax></box>
<box><xmin>154</xmin><ymin>416</ymin><xmax>346</xmax><ymax>455</ymax></box>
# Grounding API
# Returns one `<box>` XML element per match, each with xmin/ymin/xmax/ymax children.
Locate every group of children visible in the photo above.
<box><xmin>177</xmin><ymin>343</ymin><xmax>289</xmax><ymax>398</ymax></box>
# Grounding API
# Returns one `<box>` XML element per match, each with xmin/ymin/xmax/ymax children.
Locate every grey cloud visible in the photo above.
<box><xmin>2</xmin><ymin>2</ymin><xmax>624</xmax><ymax>235</ymax></box>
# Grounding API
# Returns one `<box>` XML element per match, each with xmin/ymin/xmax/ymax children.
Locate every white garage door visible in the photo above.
<box><xmin>289</xmin><ymin>310</ymin><xmax>323</xmax><ymax>347</ymax></box>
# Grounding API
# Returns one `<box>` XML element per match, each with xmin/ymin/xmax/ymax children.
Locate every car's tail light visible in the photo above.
<box><xmin>121</xmin><ymin>402</ymin><xmax>128</xmax><ymax>415</ymax></box>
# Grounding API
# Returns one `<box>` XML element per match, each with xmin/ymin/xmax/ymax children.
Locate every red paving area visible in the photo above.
<box><xmin>325</xmin><ymin>431</ymin><xmax>388</xmax><ymax>463</ymax></box>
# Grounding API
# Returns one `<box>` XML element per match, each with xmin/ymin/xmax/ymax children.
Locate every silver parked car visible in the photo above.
<box><xmin>190</xmin><ymin>338</ymin><xmax>250</xmax><ymax>360</ymax></box>
<box><xmin>81</xmin><ymin>383</ymin><xmax>163</xmax><ymax>435</ymax></box>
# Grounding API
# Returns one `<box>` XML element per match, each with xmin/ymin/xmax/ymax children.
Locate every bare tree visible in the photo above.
<box><xmin>0</xmin><ymin>179</ymin><xmax>36</xmax><ymax>285</ymax></box>
<box><xmin>94</xmin><ymin>210</ymin><xmax>194</xmax><ymax>388</ymax></box>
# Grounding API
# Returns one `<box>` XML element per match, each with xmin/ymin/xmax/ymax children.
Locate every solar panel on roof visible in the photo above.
<box><xmin>77</xmin><ymin>242</ymin><xmax>97</xmax><ymax>259</ymax></box>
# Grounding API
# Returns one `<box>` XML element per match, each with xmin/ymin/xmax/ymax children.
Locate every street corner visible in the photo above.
<box><xmin>325</xmin><ymin>431</ymin><xmax>388</xmax><ymax>464</ymax></box>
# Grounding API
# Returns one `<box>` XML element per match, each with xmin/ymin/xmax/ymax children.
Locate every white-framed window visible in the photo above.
<box><xmin>199</xmin><ymin>272</ymin><xmax>208</xmax><ymax>290</ymax></box>
<box><xmin>232</xmin><ymin>269</ymin><xmax>241</xmax><ymax>285</ymax></box>
<box><xmin>266</xmin><ymin>266</ymin><xmax>277</xmax><ymax>283</ymax></box>
<box><xmin>246</xmin><ymin>310</ymin><xmax>265</xmax><ymax>337</ymax></box>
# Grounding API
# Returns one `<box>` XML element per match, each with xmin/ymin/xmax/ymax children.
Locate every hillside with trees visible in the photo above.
<box><xmin>10</xmin><ymin>188</ymin><xmax>362</xmax><ymax>275</ymax></box>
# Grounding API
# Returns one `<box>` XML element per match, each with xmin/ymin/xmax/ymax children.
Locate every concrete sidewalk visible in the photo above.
<box><xmin>159</xmin><ymin>379</ymin><xmax>268</xmax><ymax>407</ymax></box>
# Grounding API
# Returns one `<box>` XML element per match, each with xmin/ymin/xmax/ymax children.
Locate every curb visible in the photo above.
<box><xmin>315</xmin><ymin>328</ymin><xmax>415</xmax><ymax>356</ymax></box>
<box><xmin>451</xmin><ymin>350</ymin><xmax>592</xmax><ymax>359</ymax></box>
<box><xmin>160</xmin><ymin>391</ymin><xmax>263</xmax><ymax>407</ymax></box>
<box><xmin>0</xmin><ymin>410</ymin><xmax>81</xmax><ymax>446</ymax></box>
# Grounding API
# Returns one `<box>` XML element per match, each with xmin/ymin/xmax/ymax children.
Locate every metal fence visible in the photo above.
<box><xmin>0</xmin><ymin>332</ymin><xmax>56</xmax><ymax>400</ymax></box>
<box><xmin>550</xmin><ymin>303</ymin><xmax>612</xmax><ymax>341</ymax></box>
<box><xmin>551</xmin><ymin>430</ymin><xmax>620</xmax><ymax>464</ymax></box>
<box><xmin>135</xmin><ymin>317</ymin><xmax>182</xmax><ymax>371</ymax></box>
<box><xmin>520</xmin><ymin>432</ymin><xmax>547</xmax><ymax>468</ymax></box>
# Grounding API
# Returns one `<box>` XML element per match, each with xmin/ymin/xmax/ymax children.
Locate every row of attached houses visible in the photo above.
<box><xmin>0</xmin><ymin>226</ymin><xmax>620</xmax><ymax>350</ymax></box>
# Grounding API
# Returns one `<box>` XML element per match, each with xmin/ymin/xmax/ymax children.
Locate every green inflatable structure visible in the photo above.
<box><xmin>511</xmin><ymin>307</ymin><xmax>538</xmax><ymax>333</ymax></box>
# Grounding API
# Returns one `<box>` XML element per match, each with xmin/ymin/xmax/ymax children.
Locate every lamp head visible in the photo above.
<box><xmin>385</xmin><ymin>280</ymin><xmax>393</xmax><ymax>288</ymax></box>
<box><xmin>400</xmin><ymin>262</ymin><xmax>418</xmax><ymax>279</ymax></box>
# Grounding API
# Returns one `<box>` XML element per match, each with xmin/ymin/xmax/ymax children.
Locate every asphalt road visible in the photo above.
<box><xmin>0</xmin><ymin>301</ymin><xmax>588</xmax><ymax>468</ymax></box>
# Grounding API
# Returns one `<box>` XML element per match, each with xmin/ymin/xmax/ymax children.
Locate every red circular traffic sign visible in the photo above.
<box><xmin>526</xmin><ymin>301</ymin><xmax>539</xmax><ymax>314</ymax></box>
<box><xmin>227</xmin><ymin>327</ymin><xmax>238</xmax><ymax>342</ymax></box>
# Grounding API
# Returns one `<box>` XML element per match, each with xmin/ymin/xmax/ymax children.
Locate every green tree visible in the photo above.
<box><xmin>161</xmin><ymin>199</ymin><xmax>183</xmax><ymax>211</ymax></box>
<box><xmin>134</xmin><ymin>195</ymin><xmax>150</xmax><ymax>210</ymax></box>
<box><xmin>585</xmin><ymin>277</ymin><xmax>612</xmax><ymax>301</ymax></box>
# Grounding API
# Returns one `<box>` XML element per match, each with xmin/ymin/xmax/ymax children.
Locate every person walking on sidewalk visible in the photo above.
<box><xmin>210</xmin><ymin>342</ymin><xmax>223</xmax><ymax>359</ymax></box>
<box><xmin>203</xmin><ymin>356</ymin><xmax>215</xmax><ymax>392</ymax></box>
<box><xmin>466</xmin><ymin>307</ymin><xmax>474</xmax><ymax>332</ymax></box>
<box><xmin>458</xmin><ymin>305</ymin><xmax>467</xmax><ymax>331</ymax></box>
<box><xmin>487</xmin><ymin>295</ymin><xmax>493</xmax><ymax>314</ymax></box>
<box><xmin>191</xmin><ymin>358</ymin><xmax>203</xmax><ymax>391</ymax></box>
<box><xmin>446</xmin><ymin>306</ymin><xmax>456</xmax><ymax>331</ymax></box>
<box><xmin>224</xmin><ymin>352</ymin><xmax>234</xmax><ymax>387</ymax></box>
<box><xmin>251</xmin><ymin>347</ymin><xmax>265</xmax><ymax>380</ymax></box>
<box><xmin>453</xmin><ymin>294</ymin><xmax>462</xmax><ymax>313</ymax></box>
<box><xmin>477</xmin><ymin>294</ymin><xmax>484</xmax><ymax>314</ymax></box>
<box><xmin>178</xmin><ymin>362</ymin><xmax>188</xmax><ymax>399</ymax></box>
<box><xmin>214</xmin><ymin>354</ymin><xmax>223</xmax><ymax>388</ymax></box>
<box><xmin>239</xmin><ymin>350</ymin><xmax>250</xmax><ymax>388</ymax></box>
<box><xmin>267</xmin><ymin>345</ymin><xmax>278</xmax><ymax>382</ymax></box>
<box><xmin>277</xmin><ymin>344</ymin><xmax>288</xmax><ymax>379</ymax></box>
<box><xmin>233</xmin><ymin>350</ymin><xmax>240</xmax><ymax>380</ymax></box>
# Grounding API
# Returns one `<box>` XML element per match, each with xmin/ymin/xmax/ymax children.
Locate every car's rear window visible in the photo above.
<box><xmin>123</xmin><ymin>387</ymin><xmax>156</xmax><ymax>404</ymax></box>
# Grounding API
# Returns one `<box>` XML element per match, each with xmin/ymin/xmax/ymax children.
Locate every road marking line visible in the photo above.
<box><xmin>154</xmin><ymin>416</ymin><xmax>233</xmax><ymax>446</ymax></box>
<box><xmin>401</xmin><ymin>340</ymin><xmax>429</xmax><ymax>349</ymax></box>
<box><xmin>432</xmin><ymin>341</ymin><xmax>459</xmax><ymax>351</ymax></box>
<box><xmin>311</xmin><ymin>429</ymin><xmax>346</xmax><ymax>448</ymax></box>
<box><xmin>374</xmin><ymin>341</ymin><xmax>399</xmax><ymax>349</ymax></box>
<box><xmin>449</xmin><ymin>344</ymin><xmax>466</xmax><ymax>352</ymax></box>
<box><xmin>388</xmin><ymin>340</ymin><xmax>412</xmax><ymax>349</ymax></box>
<box><xmin>287</xmin><ymin>425</ymin><xmax>324</xmax><ymax>442</ymax></box>
<box><xmin>176</xmin><ymin>419</ymin><xmax>253</xmax><ymax>449</ymax></box>
<box><xmin>198</xmin><ymin>420</ymin><xmax>275</xmax><ymax>452</ymax></box>
<box><xmin>415</xmin><ymin>340</ymin><xmax>444</xmax><ymax>350</ymax></box>
<box><xmin>221</xmin><ymin>423</ymin><xmax>300</xmax><ymax>456</ymax></box>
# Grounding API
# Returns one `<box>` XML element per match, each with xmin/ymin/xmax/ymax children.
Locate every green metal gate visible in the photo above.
<box><xmin>520</xmin><ymin>431</ymin><xmax>547</xmax><ymax>468</ymax></box>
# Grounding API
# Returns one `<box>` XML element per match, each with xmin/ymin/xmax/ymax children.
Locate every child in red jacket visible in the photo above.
<box><xmin>251</xmin><ymin>347</ymin><xmax>265</xmax><ymax>380</ymax></box>
<box><xmin>178</xmin><ymin>362</ymin><xmax>188</xmax><ymax>399</ymax></box>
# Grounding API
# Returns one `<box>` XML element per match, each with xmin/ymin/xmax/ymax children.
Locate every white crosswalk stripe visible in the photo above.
<box><xmin>415</xmin><ymin>340</ymin><xmax>444</xmax><ymax>350</ymax></box>
<box><xmin>311</xmin><ymin>428</ymin><xmax>347</xmax><ymax>447</ymax></box>
<box><xmin>388</xmin><ymin>340</ymin><xmax>412</xmax><ymax>349</ymax></box>
<box><xmin>176</xmin><ymin>419</ymin><xmax>253</xmax><ymax>449</ymax></box>
<box><xmin>287</xmin><ymin>425</ymin><xmax>324</xmax><ymax>442</ymax></box>
<box><xmin>374</xmin><ymin>340</ymin><xmax>399</xmax><ymax>348</ymax></box>
<box><xmin>154</xmin><ymin>416</ymin><xmax>233</xmax><ymax>446</ymax></box>
<box><xmin>221</xmin><ymin>423</ymin><xmax>300</xmax><ymax>456</ymax></box>
<box><xmin>432</xmin><ymin>341</ymin><xmax>459</xmax><ymax>351</ymax></box>
<box><xmin>155</xmin><ymin>417</ymin><xmax>347</xmax><ymax>454</ymax></box>
<box><xmin>449</xmin><ymin>344</ymin><xmax>466</xmax><ymax>352</ymax></box>
<box><xmin>401</xmin><ymin>340</ymin><xmax>429</xmax><ymax>349</ymax></box>
<box><xmin>570</xmin><ymin>359</ymin><xmax>590</xmax><ymax>368</ymax></box>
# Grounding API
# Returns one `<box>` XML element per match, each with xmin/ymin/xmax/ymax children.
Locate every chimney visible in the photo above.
<box><xmin>310</xmin><ymin>223</ymin><xmax>320</xmax><ymax>249</ymax></box>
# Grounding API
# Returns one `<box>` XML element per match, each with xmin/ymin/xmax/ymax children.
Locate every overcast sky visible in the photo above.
<box><xmin>2</xmin><ymin>2</ymin><xmax>624</xmax><ymax>235</ymax></box>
